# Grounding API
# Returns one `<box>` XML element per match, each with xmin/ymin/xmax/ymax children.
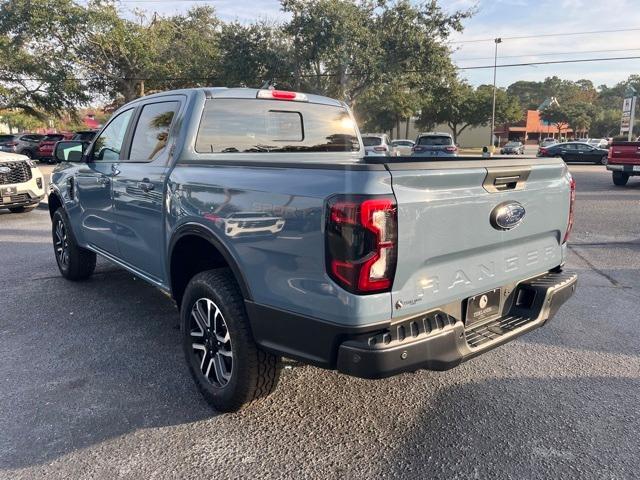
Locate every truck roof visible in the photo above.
<box><xmin>128</xmin><ymin>87</ymin><xmax>345</xmax><ymax>108</ymax></box>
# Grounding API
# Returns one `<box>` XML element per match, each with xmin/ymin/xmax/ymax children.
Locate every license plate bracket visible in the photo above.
<box><xmin>465</xmin><ymin>288</ymin><xmax>502</xmax><ymax>326</ymax></box>
<box><xmin>1</xmin><ymin>186</ymin><xmax>17</xmax><ymax>197</ymax></box>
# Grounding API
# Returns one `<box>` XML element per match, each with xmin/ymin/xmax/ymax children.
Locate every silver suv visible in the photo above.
<box><xmin>362</xmin><ymin>133</ymin><xmax>396</xmax><ymax>157</ymax></box>
<box><xmin>412</xmin><ymin>132</ymin><xmax>458</xmax><ymax>157</ymax></box>
<box><xmin>0</xmin><ymin>134</ymin><xmax>45</xmax><ymax>159</ymax></box>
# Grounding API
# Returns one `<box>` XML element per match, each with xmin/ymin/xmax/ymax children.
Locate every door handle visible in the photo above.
<box><xmin>97</xmin><ymin>176</ymin><xmax>110</xmax><ymax>185</ymax></box>
<box><xmin>138</xmin><ymin>181</ymin><xmax>155</xmax><ymax>192</ymax></box>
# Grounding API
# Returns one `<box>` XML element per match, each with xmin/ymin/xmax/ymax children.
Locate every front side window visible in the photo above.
<box><xmin>91</xmin><ymin>109</ymin><xmax>133</xmax><ymax>161</ymax></box>
<box><xmin>196</xmin><ymin>99</ymin><xmax>359</xmax><ymax>153</ymax></box>
<box><xmin>129</xmin><ymin>102</ymin><xmax>179</xmax><ymax>161</ymax></box>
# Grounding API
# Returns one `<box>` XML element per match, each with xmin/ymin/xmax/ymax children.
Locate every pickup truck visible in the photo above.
<box><xmin>607</xmin><ymin>140</ymin><xmax>640</xmax><ymax>186</ymax></box>
<box><xmin>49</xmin><ymin>87</ymin><xmax>577</xmax><ymax>412</ymax></box>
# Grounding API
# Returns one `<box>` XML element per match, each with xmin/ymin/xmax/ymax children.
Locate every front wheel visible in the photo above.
<box><xmin>52</xmin><ymin>208</ymin><xmax>96</xmax><ymax>280</ymax></box>
<box><xmin>598</xmin><ymin>155</ymin><xmax>608</xmax><ymax>165</ymax></box>
<box><xmin>612</xmin><ymin>171</ymin><xmax>629</xmax><ymax>186</ymax></box>
<box><xmin>181</xmin><ymin>269</ymin><xmax>281</xmax><ymax>412</ymax></box>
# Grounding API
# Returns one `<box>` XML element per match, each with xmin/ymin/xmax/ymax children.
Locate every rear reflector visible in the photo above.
<box><xmin>257</xmin><ymin>89</ymin><xmax>308</xmax><ymax>102</ymax></box>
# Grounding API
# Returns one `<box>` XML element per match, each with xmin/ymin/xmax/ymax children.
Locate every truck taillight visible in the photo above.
<box><xmin>325</xmin><ymin>195</ymin><xmax>397</xmax><ymax>294</ymax></box>
<box><xmin>563</xmin><ymin>174</ymin><xmax>576</xmax><ymax>244</ymax></box>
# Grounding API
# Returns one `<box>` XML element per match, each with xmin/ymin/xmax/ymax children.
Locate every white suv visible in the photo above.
<box><xmin>0</xmin><ymin>152</ymin><xmax>45</xmax><ymax>213</ymax></box>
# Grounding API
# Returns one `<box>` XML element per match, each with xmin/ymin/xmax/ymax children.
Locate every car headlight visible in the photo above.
<box><xmin>26</xmin><ymin>159</ymin><xmax>37</xmax><ymax>168</ymax></box>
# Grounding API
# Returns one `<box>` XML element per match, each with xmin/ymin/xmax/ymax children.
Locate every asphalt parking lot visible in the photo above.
<box><xmin>1</xmin><ymin>163</ymin><xmax>639</xmax><ymax>479</ymax></box>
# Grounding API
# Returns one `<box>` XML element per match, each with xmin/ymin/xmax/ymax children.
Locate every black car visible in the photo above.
<box><xmin>500</xmin><ymin>141</ymin><xmax>525</xmax><ymax>155</ymax></box>
<box><xmin>538</xmin><ymin>142</ymin><xmax>609</xmax><ymax>165</ymax></box>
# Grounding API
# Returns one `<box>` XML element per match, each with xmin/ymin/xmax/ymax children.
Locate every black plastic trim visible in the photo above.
<box><xmin>168</xmin><ymin>222</ymin><xmax>253</xmax><ymax>301</ymax></box>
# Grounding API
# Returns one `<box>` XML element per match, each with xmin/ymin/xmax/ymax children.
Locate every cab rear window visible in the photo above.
<box><xmin>196</xmin><ymin>99</ymin><xmax>359</xmax><ymax>153</ymax></box>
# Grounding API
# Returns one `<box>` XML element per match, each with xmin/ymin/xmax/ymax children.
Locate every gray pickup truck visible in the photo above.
<box><xmin>49</xmin><ymin>87</ymin><xmax>577</xmax><ymax>412</ymax></box>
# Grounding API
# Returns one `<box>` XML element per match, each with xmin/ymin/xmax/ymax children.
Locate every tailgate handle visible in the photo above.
<box><xmin>494</xmin><ymin>175</ymin><xmax>520</xmax><ymax>190</ymax></box>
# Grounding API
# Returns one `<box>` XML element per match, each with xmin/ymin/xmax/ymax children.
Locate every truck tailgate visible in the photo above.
<box><xmin>609</xmin><ymin>142</ymin><xmax>640</xmax><ymax>165</ymax></box>
<box><xmin>386</xmin><ymin>158</ymin><xmax>570</xmax><ymax>319</ymax></box>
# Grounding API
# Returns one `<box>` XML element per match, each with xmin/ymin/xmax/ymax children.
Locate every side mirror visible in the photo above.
<box><xmin>54</xmin><ymin>141</ymin><xmax>86</xmax><ymax>163</ymax></box>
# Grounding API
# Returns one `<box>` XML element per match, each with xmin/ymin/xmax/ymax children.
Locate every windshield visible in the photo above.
<box><xmin>417</xmin><ymin>135</ymin><xmax>452</xmax><ymax>146</ymax></box>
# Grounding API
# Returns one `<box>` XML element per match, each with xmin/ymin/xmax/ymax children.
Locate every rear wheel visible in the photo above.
<box><xmin>598</xmin><ymin>155</ymin><xmax>608</xmax><ymax>165</ymax></box>
<box><xmin>22</xmin><ymin>150</ymin><xmax>33</xmax><ymax>159</ymax></box>
<box><xmin>181</xmin><ymin>269</ymin><xmax>281</xmax><ymax>412</ymax></box>
<box><xmin>612</xmin><ymin>171</ymin><xmax>629</xmax><ymax>186</ymax></box>
<box><xmin>52</xmin><ymin>208</ymin><xmax>96</xmax><ymax>280</ymax></box>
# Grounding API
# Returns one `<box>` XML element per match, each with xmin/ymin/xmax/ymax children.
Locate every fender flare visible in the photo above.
<box><xmin>47</xmin><ymin>187</ymin><xmax>64</xmax><ymax>217</ymax></box>
<box><xmin>167</xmin><ymin>222</ymin><xmax>253</xmax><ymax>301</ymax></box>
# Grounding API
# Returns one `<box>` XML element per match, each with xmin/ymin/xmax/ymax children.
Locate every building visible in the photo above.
<box><xmin>494</xmin><ymin>97</ymin><xmax>573</xmax><ymax>145</ymax></box>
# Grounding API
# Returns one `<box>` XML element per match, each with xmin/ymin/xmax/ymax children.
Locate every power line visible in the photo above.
<box><xmin>454</xmin><ymin>47</ymin><xmax>640</xmax><ymax>62</ymax></box>
<box><xmin>450</xmin><ymin>27</ymin><xmax>640</xmax><ymax>44</ymax></box>
<box><xmin>2</xmin><ymin>55</ymin><xmax>640</xmax><ymax>82</ymax></box>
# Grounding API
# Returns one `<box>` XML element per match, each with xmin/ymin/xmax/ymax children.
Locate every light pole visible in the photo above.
<box><xmin>490</xmin><ymin>37</ymin><xmax>502</xmax><ymax>149</ymax></box>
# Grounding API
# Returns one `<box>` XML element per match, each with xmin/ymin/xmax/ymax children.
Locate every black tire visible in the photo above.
<box><xmin>22</xmin><ymin>149</ymin><xmax>33</xmax><ymax>159</ymax></box>
<box><xmin>612</xmin><ymin>171</ymin><xmax>629</xmax><ymax>186</ymax></box>
<box><xmin>181</xmin><ymin>269</ymin><xmax>281</xmax><ymax>412</ymax></box>
<box><xmin>598</xmin><ymin>155</ymin><xmax>608</xmax><ymax>165</ymax></box>
<box><xmin>52</xmin><ymin>208</ymin><xmax>96</xmax><ymax>280</ymax></box>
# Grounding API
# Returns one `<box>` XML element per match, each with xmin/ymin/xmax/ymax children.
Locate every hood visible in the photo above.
<box><xmin>0</xmin><ymin>151</ymin><xmax>29</xmax><ymax>163</ymax></box>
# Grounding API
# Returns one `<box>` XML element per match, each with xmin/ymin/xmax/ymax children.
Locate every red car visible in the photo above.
<box><xmin>35</xmin><ymin>131</ymin><xmax>97</xmax><ymax>163</ymax></box>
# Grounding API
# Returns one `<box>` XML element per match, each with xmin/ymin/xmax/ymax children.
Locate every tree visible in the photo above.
<box><xmin>417</xmin><ymin>80</ymin><xmax>522</xmax><ymax>143</ymax></box>
<box><xmin>540</xmin><ymin>104</ymin><xmax>570</xmax><ymax>138</ymax></box>
<box><xmin>564</xmin><ymin>102</ymin><xmax>596</xmax><ymax>138</ymax></box>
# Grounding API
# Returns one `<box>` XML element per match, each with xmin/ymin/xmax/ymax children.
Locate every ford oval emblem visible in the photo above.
<box><xmin>490</xmin><ymin>201</ymin><xmax>526</xmax><ymax>231</ymax></box>
<box><xmin>0</xmin><ymin>166</ymin><xmax>10</xmax><ymax>174</ymax></box>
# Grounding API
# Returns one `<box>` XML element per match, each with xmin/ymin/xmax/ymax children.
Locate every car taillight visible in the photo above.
<box><xmin>5</xmin><ymin>142</ymin><xmax>18</xmax><ymax>147</ymax></box>
<box><xmin>256</xmin><ymin>89</ymin><xmax>308</xmax><ymax>102</ymax></box>
<box><xmin>326</xmin><ymin>195</ymin><xmax>397</xmax><ymax>294</ymax></box>
<box><xmin>373</xmin><ymin>146</ymin><xmax>388</xmax><ymax>152</ymax></box>
<box><xmin>539</xmin><ymin>147</ymin><xmax>548</xmax><ymax>155</ymax></box>
<box><xmin>445</xmin><ymin>146</ymin><xmax>457</xmax><ymax>153</ymax></box>
<box><xmin>412</xmin><ymin>145</ymin><xmax>425</xmax><ymax>152</ymax></box>
<box><xmin>563</xmin><ymin>174</ymin><xmax>576</xmax><ymax>244</ymax></box>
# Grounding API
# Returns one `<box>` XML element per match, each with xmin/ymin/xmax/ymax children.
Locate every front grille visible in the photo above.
<box><xmin>0</xmin><ymin>162</ymin><xmax>32</xmax><ymax>185</ymax></box>
<box><xmin>465</xmin><ymin>315</ymin><xmax>536</xmax><ymax>348</ymax></box>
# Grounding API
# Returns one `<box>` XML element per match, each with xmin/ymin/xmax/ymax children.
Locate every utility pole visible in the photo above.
<box><xmin>490</xmin><ymin>37</ymin><xmax>502</xmax><ymax>149</ymax></box>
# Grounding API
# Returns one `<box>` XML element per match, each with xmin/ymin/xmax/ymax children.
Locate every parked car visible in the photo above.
<box><xmin>412</xmin><ymin>132</ymin><xmax>458</xmax><ymax>157</ymax></box>
<box><xmin>0</xmin><ymin>134</ymin><xmax>45</xmax><ymax>158</ymax></box>
<box><xmin>362</xmin><ymin>133</ymin><xmax>395</xmax><ymax>156</ymax></box>
<box><xmin>34</xmin><ymin>134</ymin><xmax>73</xmax><ymax>163</ymax></box>
<box><xmin>0</xmin><ymin>152</ymin><xmax>45</xmax><ymax>213</ymax></box>
<box><xmin>587</xmin><ymin>138</ymin><xmax>608</xmax><ymax>149</ymax></box>
<box><xmin>72</xmin><ymin>130</ymin><xmax>98</xmax><ymax>142</ymax></box>
<box><xmin>537</xmin><ymin>142</ymin><xmax>609</xmax><ymax>164</ymax></box>
<box><xmin>49</xmin><ymin>87</ymin><xmax>576</xmax><ymax>412</ymax></box>
<box><xmin>539</xmin><ymin>137</ymin><xmax>557</xmax><ymax>148</ymax></box>
<box><xmin>500</xmin><ymin>141</ymin><xmax>525</xmax><ymax>155</ymax></box>
<box><xmin>390</xmin><ymin>139</ymin><xmax>414</xmax><ymax>156</ymax></box>
<box><xmin>606</xmin><ymin>139</ymin><xmax>640</xmax><ymax>186</ymax></box>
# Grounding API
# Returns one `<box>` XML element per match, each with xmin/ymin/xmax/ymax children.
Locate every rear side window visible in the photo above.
<box><xmin>129</xmin><ymin>101</ymin><xmax>179</xmax><ymax>162</ymax></box>
<box><xmin>417</xmin><ymin>135</ymin><xmax>453</xmax><ymax>146</ymax></box>
<box><xmin>196</xmin><ymin>99</ymin><xmax>359</xmax><ymax>153</ymax></box>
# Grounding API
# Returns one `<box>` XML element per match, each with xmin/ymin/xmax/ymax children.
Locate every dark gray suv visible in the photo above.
<box><xmin>0</xmin><ymin>134</ymin><xmax>45</xmax><ymax>158</ymax></box>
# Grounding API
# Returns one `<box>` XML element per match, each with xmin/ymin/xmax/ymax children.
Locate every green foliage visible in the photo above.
<box><xmin>416</xmin><ymin>80</ymin><xmax>522</xmax><ymax>142</ymax></box>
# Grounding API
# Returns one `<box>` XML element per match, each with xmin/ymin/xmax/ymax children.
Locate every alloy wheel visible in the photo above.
<box><xmin>54</xmin><ymin>219</ymin><xmax>69</xmax><ymax>266</ymax></box>
<box><xmin>189</xmin><ymin>298</ymin><xmax>233</xmax><ymax>387</ymax></box>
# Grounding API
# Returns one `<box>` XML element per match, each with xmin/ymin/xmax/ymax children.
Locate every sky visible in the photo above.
<box><xmin>112</xmin><ymin>0</ymin><xmax>640</xmax><ymax>89</ymax></box>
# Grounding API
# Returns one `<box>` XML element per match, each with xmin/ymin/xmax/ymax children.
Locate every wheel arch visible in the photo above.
<box><xmin>48</xmin><ymin>190</ymin><xmax>63</xmax><ymax>218</ymax></box>
<box><xmin>168</xmin><ymin>223</ymin><xmax>252</xmax><ymax>306</ymax></box>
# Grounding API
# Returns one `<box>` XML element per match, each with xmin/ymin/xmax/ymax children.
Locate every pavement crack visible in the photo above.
<box><xmin>568</xmin><ymin>245</ymin><xmax>621</xmax><ymax>287</ymax></box>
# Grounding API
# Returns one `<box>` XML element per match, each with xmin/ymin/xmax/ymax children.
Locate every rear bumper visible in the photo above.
<box><xmin>607</xmin><ymin>163</ymin><xmax>640</xmax><ymax>174</ymax></box>
<box><xmin>247</xmin><ymin>270</ymin><xmax>577</xmax><ymax>379</ymax></box>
